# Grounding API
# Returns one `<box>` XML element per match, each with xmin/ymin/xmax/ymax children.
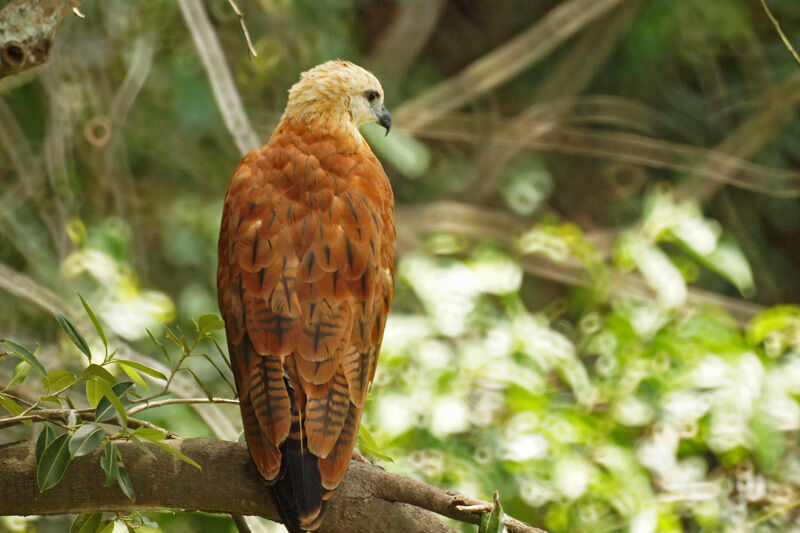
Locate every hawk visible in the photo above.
<box><xmin>217</xmin><ymin>61</ymin><xmax>395</xmax><ymax>532</ymax></box>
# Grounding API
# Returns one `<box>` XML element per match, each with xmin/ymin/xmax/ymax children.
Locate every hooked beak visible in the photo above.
<box><xmin>377</xmin><ymin>105</ymin><xmax>391</xmax><ymax>136</ymax></box>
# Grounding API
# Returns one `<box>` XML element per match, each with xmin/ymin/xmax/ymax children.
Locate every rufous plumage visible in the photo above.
<box><xmin>217</xmin><ymin>60</ymin><xmax>395</xmax><ymax>532</ymax></box>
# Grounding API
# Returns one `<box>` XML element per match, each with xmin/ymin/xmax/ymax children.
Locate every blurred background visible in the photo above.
<box><xmin>2</xmin><ymin>0</ymin><xmax>800</xmax><ymax>531</ymax></box>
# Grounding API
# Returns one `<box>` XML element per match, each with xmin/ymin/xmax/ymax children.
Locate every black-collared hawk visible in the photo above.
<box><xmin>217</xmin><ymin>61</ymin><xmax>395</xmax><ymax>532</ymax></box>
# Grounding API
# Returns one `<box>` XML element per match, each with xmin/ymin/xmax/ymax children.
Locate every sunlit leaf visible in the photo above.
<box><xmin>746</xmin><ymin>305</ymin><xmax>800</xmax><ymax>345</ymax></box>
<box><xmin>78</xmin><ymin>292</ymin><xmax>107</xmax><ymax>353</ymax></box>
<box><xmin>86</xmin><ymin>380</ymin><xmax>102</xmax><ymax>408</ymax></box>
<box><xmin>195</xmin><ymin>314</ymin><xmax>225</xmax><ymax>337</ymax></box>
<box><xmin>45</xmin><ymin>370</ymin><xmax>77</xmax><ymax>392</ymax></box>
<box><xmin>132</xmin><ymin>427</ymin><xmax>168</xmax><ymax>441</ymax></box>
<box><xmin>357</xmin><ymin>424</ymin><xmax>394</xmax><ymax>463</ymax></box>
<box><xmin>69</xmin><ymin>424</ymin><xmax>106</xmax><ymax>458</ymax></box>
<box><xmin>37</xmin><ymin>433</ymin><xmax>72</xmax><ymax>491</ymax></box>
<box><xmin>0</xmin><ymin>391</ymin><xmax>25</xmax><ymax>416</ymax></box>
<box><xmin>4</xmin><ymin>360</ymin><xmax>31</xmax><ymax>390</ymax></box>
<box><xmin>82</xmin><ymin>364</ymin><xmax>116</xmax><ymax>384</ymax></box>
<box><xmin>119</xmin><ymin>363</ymin><xmax>147</xmax><ymax>389</ymax></box>
<box><xmin>54</xmin><ymin>310</ymin><xmax>92</xmax><ymax>361</ymax></box>
<box><xmin>0</xmin><ymin>338</ymin><xmax>47</xmax><ymax>377</ymax></box>
<box><xmin>116</xmin><ymin>359</ymin><xmax>167</xmax><ymax>381</ymax></box>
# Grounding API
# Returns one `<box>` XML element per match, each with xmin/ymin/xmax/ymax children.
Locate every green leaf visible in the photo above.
<box><xmin>746</xmin><ymin>305</ymin><xmax>800</xmax><ymax>345</ymax></box>
<box><xmin>164</xmin><ymin>325</ymin><xmax>188</xmax><ymax>352</ymax></box>
<box><xmin>97</xmin><ymin>521</ymin><xmax>115</xmax><ymax>533</ymax></box>
<box><xmin>4</xmin><ymin>360</ymin><xmax>32</xmax><ymax>390</ymax></box>
<box><xmin>197</xmin><ymin>353</ymin><xmax>236</xmax><ymax>394</ymax></box>
<box><xmin>116</xmin><ymin>359</ymin><xmax>167</xmax><ymax>381</ymax></box>
<box><xmin>357</xmin><ymin>424</ymin><xmax>394</xmax><ymax>463</ymax></box>
<box><xmin>478</xmin><ymin>492</ymin><xmax>504</xmax><ymax>533</ymax></box>
<box><xmin>69</xmin><ymin>424</ymin><xmax>106</xmax><ymax>458</ymax></box>
<box><xmin>45</xmin><ymin>370</ymin><xmax>77</xmax><ymax>392</ymax></box>
<box><xmin>70</xmin><ymin>513</ymin><xmax>102</xmax><ymax>533</ymax></box>
<box><xmin>40</xmin><ymin>395</ymin><xmax>62</xmax><ymax>405</ymax></box>
<box><xmin>130</xmin><ymin>436</ymin><xmax>157</xmax><ymax>460</ymax></box>
<box><xmin>146</xmin><ymin>328</ymin><xmax>172</xmax><ymax>364</ymax></box>
<box><xmin>54</xmin><ymin>310</ymin><xmax>92</xmax><ymax>361</ymax></box>
<box><xmin>116</xmin><ymin>464</ymin><xmax>136</xmax><ymax>501</ymax></box>
<box><xmin>37</xmin><ymin>433</ymin><xmax>72</xmax><ymax>491</ymax></box>
<box><xmin>752</xmin><ymin>411</ymin><xmax>786</xmax><ymax>472</ymax></box>
<box><xmin>186</xmin><ymin>367</ymin><xmax>214</xmax><ymax>401</ymax></box>
<box><xmin>0</xmin><ymin>391</ymin><xmax>25</xmax><ymax>416</ymax></box>
<box><xmin>78</xmin><ymin>293</ymin><xmax>107</xmax><ymax>353</ymax></box>
<box><xmin>119</xmin><ymin>363</ymin><xmax>147</xmax><ymax>389</ymax></box>
<box><xmin>36</xmin><ymin>425</ymin><xmax>56</xmax><ymax>464</ymax></box>
<box><xmin>95</xmin><ymin>382</ymin><xmax>134</xmax><ymax>427</ymax></box>
<box><xmin>150</xmin><ymin>440</ymin><xmax>202</xmax><ymax>470</ymax></box>
<box><xmin>695</xmin><ymin>234</ymin><xmax>754</xmax><ymax>295</ymax></box>
<box><xmin>86</xmin><ymin>380</ymin><xmax>102</xmax><ymax>408</ymax></box>
<box><xmin>82</xmin><ymin>364</ymin><xmax>116</xmax><ymax>384</ymax></box>
<box><xmin>0</xmin><ymin>338</ymin><xmax>47</xmax><ymax>377</ymax></box>
<box><xmin>195</xmin><ymin>314</ymin><xmax>225</xmax><ymax>337</ymax></box>
<box><xmin>132</xmin><ymin>427</ymin><xmax>168</xmax><ymax>441</ymax></box>
<box><xmin>100</xmin><ymin>441</ymin><xmax>119</xmax><ymax>486</ymax></box>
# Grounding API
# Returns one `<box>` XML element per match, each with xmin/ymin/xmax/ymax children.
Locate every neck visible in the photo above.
<box><xmin>277</xmin><ymin>103</ymin><xmax>362</xmax><ymax>141</ymax></box>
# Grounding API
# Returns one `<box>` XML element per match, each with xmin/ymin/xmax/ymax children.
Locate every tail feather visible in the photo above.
<box><xmin>269</xmin><ymin>486</ymin><xmax>305</xmax><ymax>533</ymax></box>
<box><xmin>271</xmin><ymin>415</ymin><xmax>328</xmax><ymax>532</ymax></box>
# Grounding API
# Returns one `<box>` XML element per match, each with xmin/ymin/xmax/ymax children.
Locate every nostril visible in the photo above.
<box><xmin>3</xmin><ymin>42</ymin><xmax>25</xmax><ymax>67</ymax></box>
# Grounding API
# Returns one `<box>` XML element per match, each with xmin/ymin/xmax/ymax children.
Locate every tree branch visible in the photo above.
<box><xmin>0</xmin><ymin>438</ymin><xmax>543</xmax><ymax>533</ymax></box>
<box><xmin>0</xmin><ymin>407</ymin><xmax>177</xmax><ymax>437</ymax></box>
<box><xmin>392</xmin><ymin>0</ymin><xmax>629</xmax><ymax>131</ymax></box>
<box><xmin>0</xmin><ymin>0</ymin><xmax>83</xmax><ymax>79</ymax></box>
<box><xmin>177</xmin><ymin>0</ymin><xmax>260</xmax><ymax>155</ymax></box>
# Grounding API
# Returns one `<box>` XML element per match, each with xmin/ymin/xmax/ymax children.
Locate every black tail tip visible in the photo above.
<box><xmin>270</xmin><ymin>490</ymin><xmax>305</xmax><ymax>533</ymax></box>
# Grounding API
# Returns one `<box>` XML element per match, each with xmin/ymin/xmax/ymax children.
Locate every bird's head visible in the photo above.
<box><xmin>282</xmin><ymin>60</ymin><xmax>391</xmax><ymax>136</ymax></box>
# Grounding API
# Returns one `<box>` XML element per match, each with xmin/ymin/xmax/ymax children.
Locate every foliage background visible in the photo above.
<box><xmin>2</xmin><ymin>0</ymin><xmax>800</xmax><ymax>532</ymax></box>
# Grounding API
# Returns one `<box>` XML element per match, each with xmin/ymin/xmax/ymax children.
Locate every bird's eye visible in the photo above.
<box><xmin>366</xmin><ymin>90</ymin><xmax>380</xmax><ymax>102</ymax></box>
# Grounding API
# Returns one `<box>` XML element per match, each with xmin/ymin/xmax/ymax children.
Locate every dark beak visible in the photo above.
<box><xmin>377</xmin><ymin>105</ymin><xmax>391</xmax><ymax>136</ymax></box>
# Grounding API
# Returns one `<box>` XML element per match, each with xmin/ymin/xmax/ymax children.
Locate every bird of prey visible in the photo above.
<box><xmin>217</xmin><ymin>61</ymin><xmax>395</xmax><ymax>532</ymax></box>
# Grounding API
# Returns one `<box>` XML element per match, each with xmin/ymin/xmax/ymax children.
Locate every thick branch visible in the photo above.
<box><xmin>0</xmin><ymin>0</ymin><xmax>82</xmax><ymax>79</ymax></box>
<box><xmin>0</xmin><ymin>438</ymin><xmax>542</xmax><ymax>533</ymax></box>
